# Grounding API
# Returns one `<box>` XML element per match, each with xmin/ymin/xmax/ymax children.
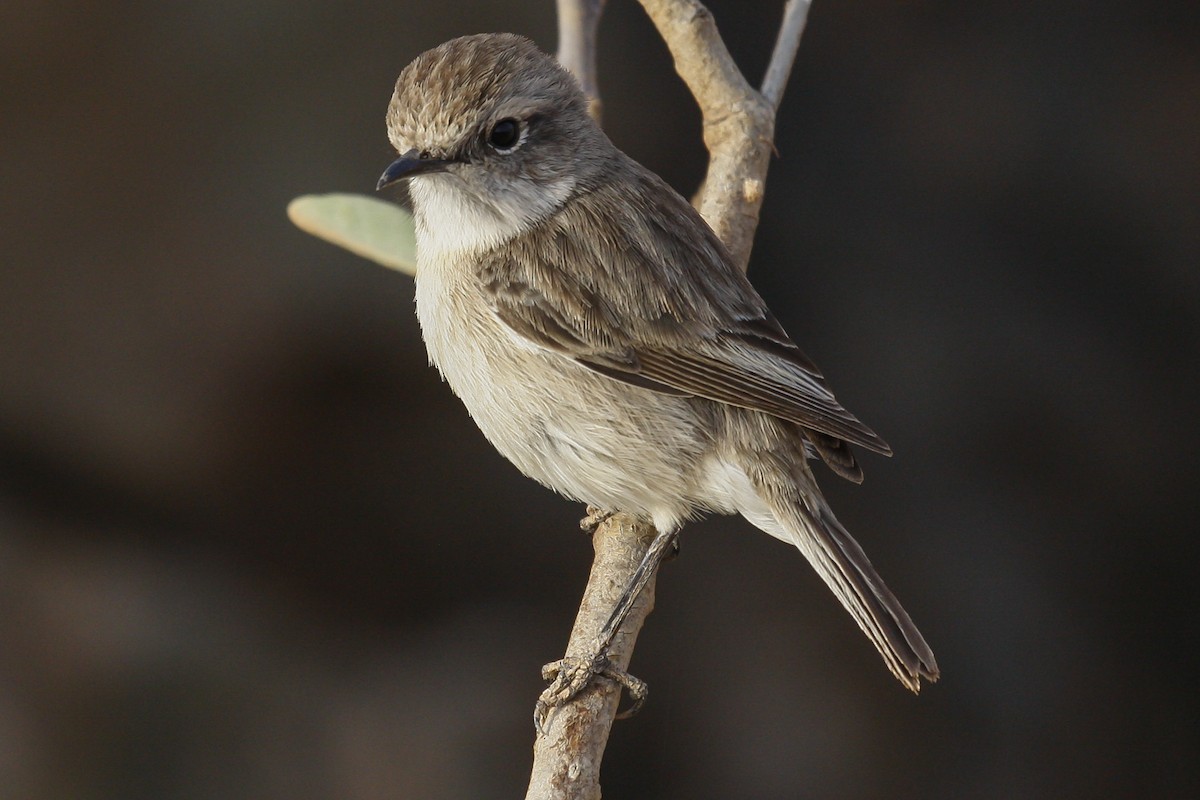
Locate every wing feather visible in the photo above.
<box><xmin>478</xmin><ymin>157</ymin><xmax>892</xmax><ymax>460</ymax></box>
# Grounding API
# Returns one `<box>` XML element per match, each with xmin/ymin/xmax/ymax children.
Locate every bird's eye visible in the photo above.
<box><xmin>487</xmin><ymin>118</ymin><xmax>522</xmax><ymax>152</ymax></box>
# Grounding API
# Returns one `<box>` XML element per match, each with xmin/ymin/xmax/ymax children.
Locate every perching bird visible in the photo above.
<box><xmin>377</xmin><ymin>33</ymin><xmax>938</xmax><ymax>698</ymax></box>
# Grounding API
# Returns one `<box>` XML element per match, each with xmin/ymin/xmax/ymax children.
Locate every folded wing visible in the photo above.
<box><xmin>477</xmin><ymin>159</ymin><xmax>892</xmax><ymax>466</ymax></box>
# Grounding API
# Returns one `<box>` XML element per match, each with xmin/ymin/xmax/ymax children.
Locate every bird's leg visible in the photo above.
<box><xmin>535</xmin><ymin>524</ymin><xmax>679</xmax><ymax>733</ymax></box>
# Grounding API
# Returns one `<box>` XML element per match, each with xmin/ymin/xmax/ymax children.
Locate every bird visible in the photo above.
<box><xmin>376</xmin><ymin>32</ymin><xmax>938</xmax><ymax>704</ymax></box>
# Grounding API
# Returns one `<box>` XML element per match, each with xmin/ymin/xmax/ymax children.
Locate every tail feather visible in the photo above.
<box><xmin>792</xmin><ymin>501</ymin><xmax>939</xmax><ymax>691</ymax></box>
<box><xmin>742</xmin><ymin>458</ymin><xmax>939</xmax><ymax>691</ymax></box>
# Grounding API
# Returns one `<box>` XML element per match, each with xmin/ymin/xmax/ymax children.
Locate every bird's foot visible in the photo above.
<box><xmin>534</xmin><ymin>647</ymin><xmax>648</xmax><ymax>734</ymax></box>
<box><xmin>579</xmin><ymin>506</ymin><xmax>615</xmax><ymax>534</ymax></box>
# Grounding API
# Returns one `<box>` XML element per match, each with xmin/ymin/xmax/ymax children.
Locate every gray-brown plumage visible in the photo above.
<box><xmin>379</xmin><ymin>33</ymin><xmax>938</xmax><ymax>691</ymax></box>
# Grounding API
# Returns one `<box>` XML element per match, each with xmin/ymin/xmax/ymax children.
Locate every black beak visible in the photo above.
<box><xmin>376</xmin><ymin>149</ymin><xmax>452</xmax><ymax>190</ymax></box>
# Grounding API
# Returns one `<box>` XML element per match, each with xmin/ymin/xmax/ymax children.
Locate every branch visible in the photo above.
<box><xmin>295</xmin><ymin>12</ymin><xmax>814</xmax><ymax>794</ymax></box>
<box><xmin>636</xmin><ymin>0</ymin><xmax>776</xmax><ymax>272</ymax></box>
<box><xmin>529</xmin><ymin>3</ymin><xmax>812</xmax><ymax>798</ymax></box>
<box><xmin>527</xmin><ymin>8</ymin><xmax>658</xmax><ymax>798</ymax></box>
<box><xmin>556</xmin><ymin>0</ymin><xmax>607</xmax><ymax>121</ymax></box>
<box><xmin>761</xmin><ymin>0</ymin><xmax>813</xmax><ymax>110</ymax></box>
<box><xmin>525</xmin><ymin>515</ymin><xmax>659</xmax><ymax>800</ymax></box>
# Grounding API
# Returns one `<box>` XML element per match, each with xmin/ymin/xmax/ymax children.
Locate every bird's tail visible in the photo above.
<box><xmin>745</xmin><ymin>460</ymin><xmax>939</xmax><ymax>691</ymax></box>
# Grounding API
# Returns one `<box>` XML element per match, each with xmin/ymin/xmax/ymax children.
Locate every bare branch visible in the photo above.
<box><xmin>556</xmin><ymin>0</ymin><xmax>607</xmax><ymax>121</ymax></box>
<box><xmin>761</xmin><ymin>0</ymin><xmax>812</xmax><ymax>110</ymax></box>
<box><xmin>529</xmin><ymin>3</ymin><xmax>815</xmax><ymax>798</ymax></box>
<box><xmin>636</xmin><ymin>0</ymin><xmax>776</xmax><ymax>272</ymax></box>
<box><xmin>525</xmin><ymin>515</ymin><xmax>659</xmax><ymax>800</ymax></box>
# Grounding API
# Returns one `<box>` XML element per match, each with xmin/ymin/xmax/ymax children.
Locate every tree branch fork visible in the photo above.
<box><xmin>527</xmin><ymin>2</ymin><xmax>813</xmax><ymax>798</ymax></box>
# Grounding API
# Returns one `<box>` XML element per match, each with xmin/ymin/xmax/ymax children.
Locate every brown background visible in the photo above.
<box><xmin>2</xmin><ymin>1</ymin><xmax>1197</xmax><ymax>797</ymax></box>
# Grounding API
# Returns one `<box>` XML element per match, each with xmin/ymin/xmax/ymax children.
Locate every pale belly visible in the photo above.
<box><xmin>414</xmin><ymin>264</ymin><xmax>717</xmax><ymax>531</ymax></box>
<box><xmin>402</xmin><ymin>178</ymin><xmax>787</xmax><ymax>537</ymax></box>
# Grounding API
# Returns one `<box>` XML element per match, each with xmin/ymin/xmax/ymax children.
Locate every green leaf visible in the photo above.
<box><xmin>287</xmin><ymin>193</ymin><xmax>417</xmax><ymax>276</ymax></box>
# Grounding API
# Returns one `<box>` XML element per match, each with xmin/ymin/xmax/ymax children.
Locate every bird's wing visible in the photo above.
<box><xmin>476</xmin><ymin>162</ymin><xmax>891</xmax><ymax>457</ymax></box>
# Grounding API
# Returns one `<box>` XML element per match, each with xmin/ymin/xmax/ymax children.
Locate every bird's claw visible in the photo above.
<box><xmin>533</xmin><ymin>652</ymin><xmax>648</xmax><ymax>735</ymax></box>
<box><xmin>579</xmin><ymin>506</ymin><xmax>614</xmax><ymax>533</ymax></box>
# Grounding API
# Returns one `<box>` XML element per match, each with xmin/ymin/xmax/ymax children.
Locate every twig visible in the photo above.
<box><xmin>761</xmin><ymin>0</ymin><xmax>812</xmax><ymax>110</ymax></box>
<box><xmin>556</xmin><ymin>0</ymin><xmax>607</xmax><ymax>121</ymax></box>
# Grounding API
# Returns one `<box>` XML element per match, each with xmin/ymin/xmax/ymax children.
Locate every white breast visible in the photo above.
<box><xmin>409</xmin><ymin>172</ymin><xmax>706</xmax><ymax>533</ymax></box>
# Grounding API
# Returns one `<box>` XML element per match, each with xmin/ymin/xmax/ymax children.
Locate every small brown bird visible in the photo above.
<box><xmin>378</xmin><ymin>33</ymin><xmax>937</xmax><ymax>696</ymax></box>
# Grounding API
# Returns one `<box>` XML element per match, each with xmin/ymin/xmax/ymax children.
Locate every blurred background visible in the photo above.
<box><xmin>2</xmin><ymin>0</ymin><xmax>1197</xmax><ymax>797</ymax></box>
